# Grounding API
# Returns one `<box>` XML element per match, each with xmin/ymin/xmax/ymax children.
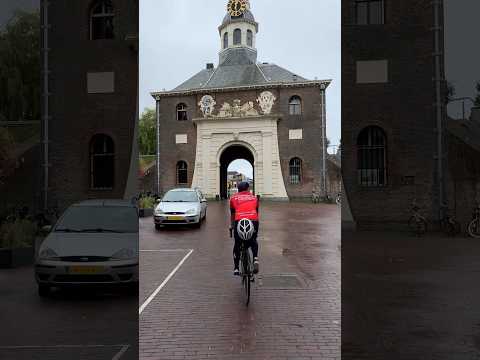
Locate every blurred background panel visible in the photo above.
<box><xmin>0</xmin><ymin>1</ymin><xmax>139</xmax><ymax>359</ymax></box>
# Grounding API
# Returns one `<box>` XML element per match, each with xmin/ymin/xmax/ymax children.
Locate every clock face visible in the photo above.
<box><xmin>227</xmin><ymin>0</ymin><xmax>248</xmax><ymax>17</ymax></box>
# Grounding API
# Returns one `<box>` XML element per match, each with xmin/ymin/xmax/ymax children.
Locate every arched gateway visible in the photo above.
<box><xmin>190</xmin><ymin>114</ymin><xmax>288</xmax><ymax>200</ymax></box>
<box><xmin>150</xmin><ymin>0</ymin><xmax>330</xmax><ymax>201</ymax></box>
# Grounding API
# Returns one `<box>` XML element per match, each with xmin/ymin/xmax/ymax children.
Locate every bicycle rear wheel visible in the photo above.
<box><xmin>241</xmin><ymin>248</ymin><xmax>252</xmax><ymax>306</ymax></box>
<box><xmin>468</xmin><ymin>219</ymin><xmax>480</xmax><ymax>238</ymax></box>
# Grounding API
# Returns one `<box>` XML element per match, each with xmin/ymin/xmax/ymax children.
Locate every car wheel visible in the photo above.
<box><xmin>38</xmin><ymin>285</ymin><xmax>50</xmax><ymax>297</ymax></box>
<box><xmin>194</xmin><ymin>221</ymin><xmax>201</xmax><ymax>228</ymax></box>
<box><xmin>127</xmin><ymin>282</ymin><xmax>139</xmax><ymax>296</ymax></box>
<box><xmin>155</xmin><ymin>224</ymin><xmax>162</xmax><ymax>231</ymax></box>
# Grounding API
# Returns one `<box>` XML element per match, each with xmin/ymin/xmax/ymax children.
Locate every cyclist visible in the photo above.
<box><xmin>230</xmin><ymin>181</ymin><xmax>259</xmax><ymax>276</ymax></box>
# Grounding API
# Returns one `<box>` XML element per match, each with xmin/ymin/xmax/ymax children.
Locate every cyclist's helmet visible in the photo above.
<box><xmin>237</xmin><ymin>218</ymin><xmax>255</xmax><ymax>241</ymax></box>
<box><xmin>237</xmin><ymin>181</ymin><xmax>250</xmax><ymax>192</ymax></box>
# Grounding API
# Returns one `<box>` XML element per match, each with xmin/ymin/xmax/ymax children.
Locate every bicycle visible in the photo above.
<box><xmin>336</xmin><ymin>193</ymin><xmax>341</xmax><ymax>206</ymax></box>
<box><xmin>230</xmin><ymin>224</ymin><xmax>255</xmax><ymax>307</ymax></box>
<box><xmin>439</xmin><ymin>204</ymin><xmax>461</xmax><ymax>237</ymax></box>
<box><xmin>467</xmin><ymin>203</ymin><xmax>480</xmax><ymax>238</ymax></box>
<box><xmin>408</xmin><ymin>200</ymin><xmax>427</xmax><ymax>236</ymax></box>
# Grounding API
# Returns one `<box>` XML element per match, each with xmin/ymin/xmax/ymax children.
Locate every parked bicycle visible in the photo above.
<box><xmin>467</xmin><ymin>203</ymin><xmax>480</xmax><ymax>238</ymax></box>
<box><xmin>439</xmin><ymin>204</ymin><xmax>461</xmax><ymax>237</ymax></box>
<box><xmin>408</xmin><ymin>200</ymin><xmax>427</xmax><ymax>236</ymax></box>
<box><xmin>336</xmin><ymin>193</ymin><xmax>341</xmax><ymax>206</ymax></box>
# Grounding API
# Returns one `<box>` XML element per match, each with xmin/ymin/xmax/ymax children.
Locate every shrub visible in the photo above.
<box><xmin>0</xmin><ymin>219</ymin><xmax>37</xmax><ymax>249</ymax></box>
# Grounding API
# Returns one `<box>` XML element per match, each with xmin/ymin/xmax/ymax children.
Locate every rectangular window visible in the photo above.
<box><xmin>356</xmin><ymin>60</ymin><xmax>388</xmax><ymax>84</ymax></box>
<box><xmin>355</xmin><ymin>0</ymin><xmax>384</xmax><ymax>25</ymax></box>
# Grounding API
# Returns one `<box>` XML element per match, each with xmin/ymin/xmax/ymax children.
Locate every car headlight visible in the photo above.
<box><xmin>185</xmin><ymin>209</ymin><xmax>197</xmax><ymax>215</ymax></box>
<box><xmin>39</xmin><ymin>247</ymin><xmax>59</xmax><ymax>260</ymax></box>
<box><xmin>111</xmin><ymin>248</ymin><xmax>136</xmax><ymax>260</ymax></box>
<box><xmin>154</xmin><ymin>208</ymin><xmax>165</xmax><ymax>216</ymax></box>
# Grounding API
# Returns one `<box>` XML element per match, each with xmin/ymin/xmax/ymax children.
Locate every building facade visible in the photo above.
<box><xmin>43</xmin><ymin>0</ymin><xmax>138</xmax><ymax>211</ymax></box>
<box><xmin>342</xmin><ymin>0</ymin><xmax>446</xmax><ymax>229</ymax></box>
<box><xmin>152</xmin><ymin>0</ymin><xmax>330</xmax><ymax>201</ymax></box>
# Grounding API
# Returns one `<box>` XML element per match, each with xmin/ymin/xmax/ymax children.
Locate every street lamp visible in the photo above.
<box><xmin>448</xmin><ymin>97</ymin><xmax>475</xmax><ymax>121</ymax></box>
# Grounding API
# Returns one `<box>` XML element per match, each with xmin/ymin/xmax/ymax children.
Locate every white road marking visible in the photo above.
<box><xmin>0</xmin><ymin>344</ymin><xmax>130</xmax><ymax>360</ymax></box>
<box><xmin>111</xmin><ymin>344</ymin><xmax>130</xmax><ymax>360</ymax></box>
<box><xmin>140</xmin><ymin>249</ymin><xmax>189</xmax><ymax>252</ymax></box>
<box><xmin>139</xmin><ymin>249</ymin><xmax>194</xmax><ymax>315</ymax></box>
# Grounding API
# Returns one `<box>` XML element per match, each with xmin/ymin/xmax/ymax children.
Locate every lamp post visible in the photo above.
<box><xmin>155</xmin><ymin>97</ymin><xmax>161</xmax><ymax>196</ymax></box>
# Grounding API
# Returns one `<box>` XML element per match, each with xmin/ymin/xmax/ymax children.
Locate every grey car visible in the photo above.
<box><xmin>153</xmin><ymin>188</ymin><xmax>207</xmax><ymax>230</ymax></box>
<box><xmin>35</xmin><ymin>200</ymin><xmax>139</xmax><ymax>297</ymax></box>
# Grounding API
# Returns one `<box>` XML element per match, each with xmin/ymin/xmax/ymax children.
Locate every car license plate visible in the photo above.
<box><xmin>68</xmin><ymin>266</ymin><xmax>104</xmax><ymax>274</ymax></box>
<box><xmin>168</xmin><ymin>216</ymin><xmax>184</xmax><ymax>221</ymax></box>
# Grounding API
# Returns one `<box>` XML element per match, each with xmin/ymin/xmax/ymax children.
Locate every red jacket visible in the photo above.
<box><xmin>230</xmin><ymin>191</ymin><xmax>259</xmax><ymax>221</ymax></box>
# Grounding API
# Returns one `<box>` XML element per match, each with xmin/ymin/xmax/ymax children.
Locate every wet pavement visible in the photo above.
<box><xmin>342</xmin><ymin>231</ymin><xmax>480</xmax><ymax>359</ymax></box>
<box><xmin>0</xmin><ymin>266</ymin><xmax>138</xmax><ymax>360</ymax></box>
<box><xmin>139</xmin><ymin>201</ymin><xmax>340</xmax><ymax>360</ymax></box>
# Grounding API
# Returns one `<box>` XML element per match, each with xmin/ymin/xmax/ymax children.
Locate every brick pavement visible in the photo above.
<box><xmin>0</xmin><ymin>266</ymin><xmax>138</xmax><ymax>360</ymax></box>
<box><xmin>139</xmin><ymin>201</ymin><xmax>340</xmax><ymax>360</ymax></box>
<box><xmin>342</xmin><ymin>231</ymin><xmax>480</xmax><ymax>359</ymax></box>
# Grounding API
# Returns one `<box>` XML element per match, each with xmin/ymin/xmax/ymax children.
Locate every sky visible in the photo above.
<box><xmin>140</xmin><ymin>0</ymin><xmax>341</xmax><ymax>177</ymax></box>
<box><xmin>444</xmin><ymin>1</ymin><xmax>480</xmax><ymax>119</ymax></box>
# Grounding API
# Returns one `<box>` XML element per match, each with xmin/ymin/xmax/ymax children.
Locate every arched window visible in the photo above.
<box><xmin>247</xmin><ymin>30</ymin><xmax>253</xmax><ymax>47</ymax></box>
<box><xmin>223</xmin><ymin>32</ymin><xmax>229</xmax><ymax>49</ymax></box>
<box><xmin>90</xmin><ymin>0</ymin><xmax>114</xmax><ymax>40</ymax></box>
<box><xmin>233</xmin><ymin>29</ymin><xmax>242</xmax><ymax>45</ymax></box>
<box><xmin>289</xmin><ymin>158</ymin><xmax>302</xmax><ymax>185</ymax></box>
<box><xmin>177</xmin><ymin>161</ymin><xmax>188</xmax><ymax>185</ymax></box>
<box><xmin>289</xmin><ymin>96</ymin><xmax>302</xmax><ymax>115</ymax></box>
<box><xmin>90</xmin><ymin>134</ymin><xmax>114</xmax><ymax>189</ymax></box>
<box><xmin>357</xmin><ymin>126</ymin><xmax>387</xmax><ymax>187</ymax></box>
<box><xmin>176</xmin><ymin>103</ymin><xmax>188</xmax><ymax>121</ymax></box>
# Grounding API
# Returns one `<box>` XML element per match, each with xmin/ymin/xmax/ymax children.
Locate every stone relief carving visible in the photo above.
<box><xmin>198</xmin><ymin>95</ymin><xmax>216</xmax><ymax>117</ymax></box>
<box><xmin>256</xmin><ymin>91</ymin><xmax>276</xmax><ymax>115</ymax></box>
<box><xmin>198</xmin><ymin>95</ymin><xmax>267</xmax><ymax>118</ymax></box>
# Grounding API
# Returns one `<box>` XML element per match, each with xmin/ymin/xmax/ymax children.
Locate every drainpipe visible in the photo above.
<box><xmin>320</xmin><ymin>84</ymin><xmax>327</xmax><ymax>198</ymax></box>
<box><xmin>155</xmin><ymin>98</ymin><xmax>161</xmax><ymax>196</ymax></box>
<box><xmin>42</xmin><ymin>0</ymin><xmax>50</xmax><ymax>211</ymax></box>
<box><xmin>433</xmin><ymin>0</ymin><xmax>444</xmax><ymax>220</ymax></box>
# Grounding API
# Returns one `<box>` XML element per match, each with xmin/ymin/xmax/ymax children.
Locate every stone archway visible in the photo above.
<box><xmin>191</xmin><ymin>115</ymin><xmax>289</xmax><ymax>200</ymax></box>
<box><xmin>219</xmin><ymin>144</ymin><xmax>255</xmax><ymax>199</ymax></box>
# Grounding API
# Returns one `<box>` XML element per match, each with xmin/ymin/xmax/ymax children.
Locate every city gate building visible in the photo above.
<box><xmin>152</xmin><ymin>0</ymin><xmax>331</xmax><ymax>200</ymax></box>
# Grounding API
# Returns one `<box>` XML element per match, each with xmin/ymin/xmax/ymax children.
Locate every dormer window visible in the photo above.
<box><xmin>233</xmin><ymin>29</ymin><xmax>242</xmax><ymax>45</ymax></box>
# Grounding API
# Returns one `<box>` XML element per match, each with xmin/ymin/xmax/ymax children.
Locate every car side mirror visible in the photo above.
<box><xmin>40</xmin><ymin>225</ymin><xmax>52</xmax><ymax>236</ymax></box>
<box><xmin>201</xmin><ymin>199</ymin><xmax>207</xmax><ymax>203</ymax></box>
<box><xmin>155</xmin><ymin>199</ymin><xmax>161</xmax><ymax>204</ymax></box>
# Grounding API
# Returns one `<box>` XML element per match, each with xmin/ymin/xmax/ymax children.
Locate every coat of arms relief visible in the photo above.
<box><xmin>198</xmin><ymin>91</ymin><xmax>276</xmax><ymax>118</ymax></box>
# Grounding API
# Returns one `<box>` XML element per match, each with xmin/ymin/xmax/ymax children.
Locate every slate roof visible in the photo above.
<box><xmin>172</xmin><ymin>48</ymin><xmax>309</xmax><ymax>92</ymax></box>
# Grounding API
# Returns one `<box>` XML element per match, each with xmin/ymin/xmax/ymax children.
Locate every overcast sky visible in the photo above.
<box><xmin>0</xmin><ymin>0</ymin><xmax>38</xmax><ymax>29</ymax></box>
<box><xmin>140</xmin><ymin>0</ymin><xmax>340</xmax><ymax>178</ymax></box>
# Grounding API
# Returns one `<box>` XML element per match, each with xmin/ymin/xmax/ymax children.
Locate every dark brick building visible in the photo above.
<box><xmin>342</xmin><ymin>0</ymin><xmax>446</xmax><ymax>229</ymax></box>
<box><xmin>151</xmin><ymin>1</ymin><xmax>331</xmax><ymax>201</ymax></box>
<box><xmin>43</xmin><ymin>0</ymin><xmax>138</xmax><ymax>210</ymax></box>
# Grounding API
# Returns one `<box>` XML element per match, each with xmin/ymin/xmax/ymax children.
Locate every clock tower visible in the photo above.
<box><xmin>219</xmin><ymin>0</ymin><xmax>258</xmax><ymax>65</ymax></box>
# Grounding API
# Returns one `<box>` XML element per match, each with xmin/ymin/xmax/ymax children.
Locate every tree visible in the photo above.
<box><xmin>138</xmin><ymin>108</ymin><xmax>156</xmax><ymax>155</ymax></box>
<box><xmin>0</xmin><ymin>10</ymin><xmax>40</xmax><ymax>122</ymax></box>
<box><xmin>0</xmin><ymin>127</ymin><xmax>16</xmax><ymax>185</ymax></box>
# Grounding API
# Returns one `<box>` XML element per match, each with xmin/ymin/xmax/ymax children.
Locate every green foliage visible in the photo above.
<box><xmin>139</xmin><ymin>108</ymin><xmax>156</xmax><ymax>155</ymax></box>
<box><xmin>0</xmin><ymin>219</ymin><xmax>37</xmax><ymax>249</ymax></box>
<box><xmin>0</xmin><ymin>127</ymin><xmax>16</xmax><ymax>184</ymax></box>
<box><xmin>138</xmin><ymin>196</ymin><xmax>156</xmax><ymax>209</ymax></box>
<box><xmin>0</xmin><ymin>10</ymin><xmax>41</xmax><ymax>122</ymax></box>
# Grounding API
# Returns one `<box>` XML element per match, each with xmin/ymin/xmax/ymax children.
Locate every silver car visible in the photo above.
<box><xmin>154</xmin><ymin>188</ymin><xmax>207</xmax><ymax>230</ymax></box>
<box><xmin>35</xmin><ymin>200</ymin><xmax>139</xmax><ymax>297</ymax></box>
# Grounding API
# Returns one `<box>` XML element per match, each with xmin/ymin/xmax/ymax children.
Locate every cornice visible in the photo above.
<box><xmin>151</xmin><ymin>80</ymin><xmax>332</xmax><ymax>100</ymax></box>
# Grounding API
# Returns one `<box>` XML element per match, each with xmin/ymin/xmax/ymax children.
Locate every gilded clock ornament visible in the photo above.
<box><xmin>227</xmin><ymin>0</ymin><xmax>249</xmax><ymax>17</ymax></box>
